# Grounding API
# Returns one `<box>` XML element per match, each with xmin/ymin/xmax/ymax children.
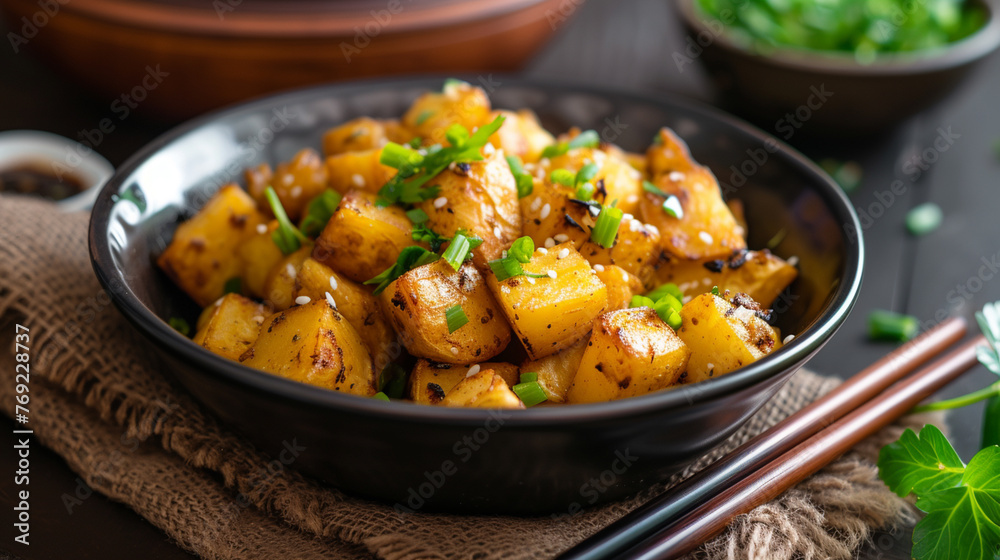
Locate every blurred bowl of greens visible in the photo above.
<box><xmin>676</xmin><ymin>0</ymin><xmax>1000</xmax><ymax>135</ymax></box>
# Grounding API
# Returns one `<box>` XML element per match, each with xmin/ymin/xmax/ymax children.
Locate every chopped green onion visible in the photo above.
<box><xmin>445</xmin><ymin>305</ymin><xmax>469</xmax><ymax>333</ymax></box>
<box><xmin>408</xmin><ymin>137</ymin><xmax>423</xmax><ymax>149</ymax></box>
<box><xmin>512</xmin><ymin>380</ymin><xmax>548</xmax><ymax>407</ymax></box>
<box><xmin>445</xmin><ymin>123</ymin><xmax>470</xmax><ymax>147</ymax></box>
<box><xmin>869</xmin><ymin>310</ymin><xmax>919</xmax><ymax>342</ymax></box>
<box><xmin>642</xmin><ymin>180</ymin><xmax>664</xmax><ymax>195</ymax></box>
<box><xmin>372</xmin><ymin>392</ymin><xmax>390</xmax><ymax>402</ymax></box>
<box><xmin>653</xmin><ymin>298</ymin><xmax>682</xmax><ymax>328</ymax></box>
<box><xmin>591</xmin><ymin>203</ymin><xmax>623</xmax><ymax>249</ymax></box>
<box><xmin>576</xmin><ymin>182</ymin><xmax>596</xmax><ymax>201</ymax></box>
<box><xmin>379</xmin><ymin>363</ymin><xmax>408</xmax><ymax>398</ymax></box>
<box><xmin>168</xmin><ymin>317</ymin><xmax>190</xmax><ymax>336</ymax></box>
<box><xmin>380</xmin><ymin>142</ymin><xmax>425</xmax><ymax>171</ymax></box>
<box><xmin>406</xmin><ymin>208</ymin><xmax>429</xmax><ymax>224</ymax></box>
<box><xmin>630</xmin><ymin>295</ymin><xmax>655</xmax><ymax>308</ymax></box>
<box><xmin>442</xmin><ymin>232</ymin><xmax>475</xmax><ymax>271</ymax></box>
<box><xmin>365</xmin><ymin>246</ymin><xmax>440</xmax><ymax>295</ymax></box>
<box><xmin>299</xmin><ymin>189</ymin><xmax>342</xmax><ymax>238</ymax></box>
<box><xmin>506</xmin><ymin>155</ymin><xmax>534</xmax><ymax>199</ymax></box>
<box><xmin>265</xmin><ymin>186</ymin><xmax>308</xmax><ymax>255</ymax></box>
<box><xmin>508</xmin><ymin>236</ymin><xmax>535</xmax><ymax>263</ymax></box>
<box><xmin>488</xmin><ymin>257</ymin><xmax>525</xmax><ymax>281</ymax></box>
<box><xmin>711</xmin><ymin>286</ymin><xmax>720</xmax><ymax>296</ymax></box>
<box><xmin>520</xmin><ymin>372</ymin><xmax>538</xmax><ymax>383</ymax></box>
<box><xmin>442</xmin><ymin>78</ymin><xmax>468</xmax><ymax>90</ymax></box>
<box><xmin>550</xmin><ymin>168</ymin><xmax>575</xmax><ymax>186</ymax></box>
<box><xmin>820</xmin><ymin>159</ymin><xmax>863</xmax><ymax>193</ymax></box>
<box><xmin>646</xmin><ymin>283</ymin><xmax>683</xmax><ymax>302</ymax></box>
<box><xmin>415</xmin><ymin>110</ymin><xmax>434</xmax><ymax>126</ymax></box>
<box><xmin>540</xmin><ymin>129</ymin><xmax>600</xmax><ymax>159</ymax></box>
<box><xmin>662</xmin><ymin>195</ymin><xmax>684</xmax><ymax>219</ymax></box>
<box><xmin>906</xmin><ymin>202</ymin><xmax>942</xmax><ymax>236</ymax></box>
<box><xmin>576</xmin><ymin>163</ymin><xmax>599</xmax><ymax>185</ymax></box>
<box><xmin>223</xmin><ymin>277</ymin><xmax>242</xmax><ymax>295</ymax></box>
<box><xmin>412</xmin><ymin>223</ymin><xmax>449</xmax><ymax>252</ymax></box>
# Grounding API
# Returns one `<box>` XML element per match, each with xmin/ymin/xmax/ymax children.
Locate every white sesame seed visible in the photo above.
<box><xmin>627</xmin><ymin>194</ymin><xmax>639</xmax><ymax>204</ymax></box>
<box><xmin>682</xmin><ymin>295</ymin><xmax>692</xmax><ymax>304</ymax></box>
<box><xmin>527</xmin><ymin>277</ymin><xmax>536</xmax><ymax>284</ymax></box>
<box><xmin>622</xmin><ymin>270</ymin><xmax>629</xmax><ymax>281</ymax></box>
<box><xmin>466</xmin><ymin>364</ymin><xmax>481</xmax><ymax>377</ymax></box>
<box><xmin>448</xmin><ymin>162</ymin><xmax>457</xmax><ymax>172</ymax></box>
<box><xmin>290</xmin><ymin>186</ymin><xmax>303</xmax><ymax>198</ymax></box>
<box><xmin>554</xmin><ymin>233</ymin><xmax>569</xmax><ymax>243</ymax></box>
<box><xmin>295</xmin><ymin>295</ymin><xmax>311</xmax><ymax>305</ymax></box>
<box><xmin>493</xmin><ymin>226</ymin><xmax>502</xmax><ymax>238</ymax></box>
<box><xmin>530</xmin><ymin>196</ymin><xmax>543</xmax><ymax>212</ymax></box>
<box><xmin>251</xmin><ymin>315</ymin><xmax>264</xmax><ymax>325</ymax></box>
<box><xmin>787</xmin><ymin>256</ymin><xmax>800</xmax><ymax>267</ymax></box>
<box><xmin>450</xmin><ymin>346</ymin><xmax>459</xmax><ymax>355</ymax></box>
<box><xmin>544</xmin><ymin>237</ymin><xmax>556</xmax><ymax>248</ymax></box>
<box><xmin>669</xmin><ymin>171</ymin><xmax>686</xmax><ymax>182</ymax></box>
<box><xmin>547</xmin><ymin>270</ymin><xmax>557</xmax><ymax>279</ymax></box>
<box><xmin>557</xmin><ymin>248</ymin><xmax>570</xmax><ymax>259</ymax></box>
<box><xmin>540</xmin><ymin>158</ymin><xmax>550</xmax><ymax>166</ymax></box>
<box><xmin>664</xmin><ymin>149</ymin><xmax>675</xmax><ymax>158</ymax></box>
<box><xmin>593</xmin><ymin>264</ymin><xmax>605</xmax><ymax>272</ymax></box>
<box><xmin>329</xmin><ymin>276</ymin><xmax>338</xmax><ymax>290</ymax></box>
<box><xmin>483</xmin><ymin>142</ymin><xmax>496</xmax><ymax>155</ymax></box>
<box><xmin>281</xmin><ymin>175</ymin><xmax>293</xmax><ymax>186</ymax></box>
<box><xmin>256</xmin><ymin>224</ymin><xmax>268</xmax><ymax>234</ymax></box>
<box><xmin>286</xmin><ymin>263</ymin><xmax>297</xmax><ymax>279</ymax></box>
<box><xmin>325</xmin><ymin>291</ymin><xmax>337</xmax><ymax>309</ymax></box>
<box><xmin>783</xmin><ymin>334</ymin><xmax>795</xmax><ymax>344</ymax></box>
<box><xmin>646</xmin><ymin>224</ymin><xmax>660</xmax><ymax>236</ymax></box>
<box><xmin>707</xmin><ymin>362</ymin><xmax>715</xmax><ymax>371</ymax></box>
<box><xmin>629</xmin><ymin>219</ymin><xmax>641</xmax><ymax>232</ymax></box>
<box><xmin>623</xmin><ymin>213</ymin><xmax>634</xmax><ymax>222</ymax></box>
<box><xmin>352</xmin><ymin>173</ymin><xmax>366</xmax><ymax>187</ymax></box>
<box><xmin>417</xmin><ymin>148</ymin><xmax>428</xmax><ymax>156</ymax></box>
<box><xmin>630</xmin><ymin>169</ymin><xmax>641</xmax><ymax>180</ymax></box>
<box><xmin>540</xmin><ymin>203</ymin><xmax>551</xmax><ymax>219</ymax></box>
<box><xmin>699</xmin><ymin>231</ymin><xmax>714</xmax><ymax>244</ymax></box>
<box><xmin>214</xmin><ymin>297</ymin><xmax>224</xmax><ymax>307</ymax></box>
<box><xmin>434</xmin><ymin>197</ymin><xmax>448</xmax><ymax>209</ymax></box>
<box><xmin>538</xmin><ymin>247</ymin><xmax>548</xmax><ymax>255</ymax></box>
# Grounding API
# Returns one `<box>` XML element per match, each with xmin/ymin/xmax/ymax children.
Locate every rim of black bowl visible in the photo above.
<box><xmin>89</xmin><ymin>75</ymin><xmax>864</xmax><ymax>426</ymax></box>
<box><xmin>676</xmin><ymin>0</ymin><xmax>1000</xmax><ymax>76</ymax></box>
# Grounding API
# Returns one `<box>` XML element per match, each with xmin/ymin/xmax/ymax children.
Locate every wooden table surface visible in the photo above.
<box><xmin>3</xmin><ymin>0</ymin><xmax>999</xmax><ymax>558</ymax></box>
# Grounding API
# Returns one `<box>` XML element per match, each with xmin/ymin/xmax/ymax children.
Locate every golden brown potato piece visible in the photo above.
<box><xmin>407</xmin><ymin>359</ymin><xmax>520</xmax><ymax>405</ymax></box>
<box><xmin>262</xmin><ymin>244</ymin><xmax>312</xmax><ymax>311</ymax></box>
<box><xmin>325</xmin><ymin>148</ymin><xmax>396</xmax><ymax>195</ymax></box>
<box><xmin>402</xmin><ymin>81</ymin><xmax>492</xmax><ymax>145</ymax></box>
<box><xmin>567</xmin><ymin>308</ymin><xmax>690</xmax><ymax>404</ymax></box>
<box><xmin>381</xmin><ymin>260</ymin><xmax>511</xmax><ymax>364</ymax></box>
<box><xmin>595</xmin><ymin>265</ymin><xmax>644</xmax><ymax>310</ymax></box>
<box><xmin>654</xmin><ymin>250</ymin><xmax>797</xmax><ymax>309</ymax></box>
<box><xmin>157</xmin><ymin>185</ymin><xmax>267</xmax><ymax>307</ymax></box>
<box><xmin>293</xmin><ymin>258</ymin><xmax>394</xmax><ymax>360</ymax></box>
<box><xmin>487</xmin><ymin>242</ymin><xmax>607</xmax><ymax>360</ymax></box>
<box><xmin>192</xmin><ymin>294</ymin><xmax>269</xmax><ymax>361</ymax></box>
<box><xmin>489</xmin><ymin>109</ymin><xmax>556</xmax><ymax>163</ymax></box>
<box><xmin>646</xmin><ymin>127</ymin><xmax>700</xmax><ymax>177</ymax></box>
<box><xmin>542</xmin><ymin>146</ymin><xmax>644</xmax><ymax>215</ymax></box>
<box><xmin>263</xmin><ymin>148</ymin><xmax>330</xmax><ymax>221</ymax></box>
<box><xmin>413</xmin><ymin>150</ymin><xmax>522</xmax><ymax>268</ymax></box>
<box><xmin>313</xmin><ymin>190</ymin><xmax>415</xmax><ymax>283</ymax></box>
<box><xmin>727</xmin><ymin>199</ymin><xmax>748</xmax><ymax>239</ymax></box>
<box><xmin>520</xmin><ymin>335</ymin><xmax>588</xmax><ymax>403</ymax></box>
<box><xmin>244</xmin><ymin>163</ymin><xmax>272</xmax><ymax>205</ymax></box>
<box><xmin>440</xmin><ymin>369</ymin><xmax>525</xmax><ymax>409</ymax></box>
<box><xmin>322</xmin><ymin>117</ymin><xmax>404</xmax><ymax>156</ymax></box>
<box><xmin>241</xmin><ymin>299</ymin><xmax>376</xmax><ymax>395</ymax></box>
<box><xmin>676</xmin><ymin>293</ymin><xmax>779</xmax><ymax>384</ymax></box>
<box><xmin>235</xmin><ymin>220</ymin><xmax>285</xmax><ymax>299</ymax></box>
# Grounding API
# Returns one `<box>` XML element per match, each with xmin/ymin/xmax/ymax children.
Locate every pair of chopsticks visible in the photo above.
<box><xmin>559</xmin><ymin>317</ymin><xmax>980</xmax><ymax>560</ymax></box>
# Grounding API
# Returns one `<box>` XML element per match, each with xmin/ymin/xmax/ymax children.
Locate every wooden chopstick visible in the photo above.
<box><xmin>559</xmin><ymin>317</ymin><xmax>967</xmax><ymax>560</ymax></box>
<box><xmin>625</xmin><ymin>333</ymin><xmax>985</xmax><ymax>560</ymax></box>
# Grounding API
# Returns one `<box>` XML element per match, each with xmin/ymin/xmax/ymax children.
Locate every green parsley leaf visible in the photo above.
<box><xmin>365</xmin><ymin>246</ymin><xmax>439</xmax><ymax>295</ymax></box>
<box><xmin>406</xmin><ymin>208</ymin><xmax>429</xmax><ymax>224</ymax></box>
<box><xmin>508</xmin><ymin>236</ymin><xmax>535</xmax><ymax>263</ymax></box>
<box><xmin>265</xmin><ymin>187</ymin><xmax>308</xmax><ymax>255</ymax></box>
<box><xmin>168</xmin><ymin>317</ymin><xmax>191</xmax><ymax>337</ymax></box>
<box><xmin>878</xmin><ymin>425</ymin><xmax>965</xmax><ymax>498</ymax></box>
<box><xmin>379</xmin><ymin>363</ymin><xmax>408</xmax><ymax>399</ymax></box>
<box><xmin>299</xmin><ymin>189</ymin><xmax>342</xmax><ymax>238</ymax></box>
<box><xmin>412</xmin><ymin>223</ymin><xmax>449</xmax><ymax>252</ymax></box>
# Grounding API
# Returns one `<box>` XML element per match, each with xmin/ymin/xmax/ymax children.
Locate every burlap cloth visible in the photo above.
<box><xmin>0</xmin><ymin>194</ymin><xmax>925</xmax><ymax>560</ymax></box>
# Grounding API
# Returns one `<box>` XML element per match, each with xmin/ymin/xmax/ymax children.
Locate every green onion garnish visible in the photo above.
<box><xmin>415</xmin><ymin>110</ymin><xmax>434</xmax><ymax>126</ymax></box>
<box><xmin>365</xmin><ymin>246</ymin><xmax>440</xmax><ymax>295</ymax></box>
<box><xmin>646</xmin><ymin>283</ymin><xmax>683</xmax><ymax>302</ymax></box>
<box><xmin>488</xmin><ymin>256</ymin><xmax>525</xmax><ymax>281</ymax></box>
<box><xmin>380</xmin><ymin>142</ymin><xmax>425</xmax><ymax>170</ymax></box>
<box><xmin>643</xmin><ymin>180</ymin><xmax>684</xmax><ymax>219</ymax></box>
<box><xmin>653</xmin><ymin>298</ymin><xmax>682</xmax><ymax>329</ymax></box>
<box><xmin>820</xmin><ymin>159</ymin><xmax>863</xmax><ymax>193</ymax></box>
<box><xmin>223</xmin><ymin>277</ymin><xmax>242</xmax><ymax>295</ymax></box>
<box><xmin>540</xmin><ymin>129</ymin><xmax>600</xmax><ymax>159</ymax></box>
<box><xmin>520</xmin><ymin>371</ymin><xmax>538</xmax><ymax>383</ymax></box>
<box><xmin>576</xmin><ymin>182</ymin><xmax>596</xmax><ymax>201</ymax></box>
<box><xmin>265</xmin><ymin>186</ymin><xmax>309</xmax><ymax>255</ymax></box>
<box><xmin>508</xmin><ymin>236</ymin><xmax>535</xmax><ymax>263</ymax></box>
<box><xmin>488</xmin><ymin>236</ymin><xmax>546</xmax><ymax>281</ymax></box>
<box><xmin>299</xmin><ymin>189</ymin><xmax>342</xmax><ymax>238</ymax></box>
<box><xmin>576</xmin><ymin>162</ymin><xmax>599</xmax><ymax>184</ymax></box>
<box><xmin>408</xmin><ymin>137</ymin><xmax>422</xmax><ymax>149</ymax></box>
<box><xmin>412</xmin><ymin>223</ymin><xmax>450</xmax><ymax>252</ymax></box>
<box><xmin>442</xmin><ymin>78</ymin><xmax>469</xmax><ymax>90</ymax></box>
<box><xmin>630</xmin><ymin>295</ymin><xmax>655</xmax><ymax>308</ymax></box>
<box><xmin>550</xmin><ymin>168</ymin><xmax>575</xmax><ymax>186</ymax></box>
<box><xmin>711</xmin><ymin>286</ymin><xmax>720</xmax><ymax>296</ymax></box>
<box><xmin>506</xmin><ymin>155</ymin><xmax>534</xmax><ymax>199</ymax></box>
<box><xmin>642</xmin><ymin>180</ymin><xmax>664</xmax><ymax>195</ymax></box>
<box><xmin>168</xmin><ymin>317</ymin><xmax>190</xmax><ymax>336</ymax></box>
<box><xmin>372</xmin><ymin>392</ymin><xmax>390</xmax><ymax>402</ymax></box>
<box><xmin>379</xmin><ymin>363</ymin><xmax>408</xmax><ymax>399</ymax></box>
<box><xmin>512</xmin><ymin>380</ymin><xmax>548</xmax><ymax>407</ymax></box>
<box><xmin>591</xmin><ymin>203</ymin><xmax>623</xmax><ymax>249</ymax></box>
<box><xmin>906</xmin><ymin>202</ymin><xmax>943</xmax><ymax>236</ymax></box>
<box><xmin>445</xmin><ymin>305</ymin><xmax>469</xmax><ymax>333</ymax></box>
<box><xmin>869</xmin><ymin>310</ymin><xmax>919</xmax><ymax>342</ymax></box>
<box><xmin>442</xmin><ymin>232</ymin><xmax>476</xmax><ymax>271</ymax></box>
<box><xmin>406</xmin><ymin>208</ymin><xmax>429</xmax><ymax>224</ymax></box>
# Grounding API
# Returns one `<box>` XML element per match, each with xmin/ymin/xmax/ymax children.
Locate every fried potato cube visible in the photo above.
<box><xmin>157</xmin><ymin>185</ymin><xmax>267</xmax><ymax>307</ymax></box>
<box><xmin>487</xmin><ymin>242</ymin><xmax>607</xmax><ymax>360</ymax></box>
<box><xmin>594</xmin><ymin>265</ymin><xmax>644</xmax><ymax>310</ymax></box>
<box><xmin>489</xmin><ymin>109</ymin><xmax>555</xmax><ymax>163</ymax></box>
<box><xmin>261</xmin><ymin>244</ymin><xmax>312</xmax><ymax>310</ymax></box>
<box><xmin>293</xmin><ymin>258</ymin><xmax>394</xmax><ymax>360</ymax></box>
<box><xmin>261</xmin><ymin>148</ymin><xmax>330</xmax><ymax>221</ymax></box>
<box><xmin>235</xmin><ymin>220</ymin><xmax>285</xmax><ymax>299</ymax></box>
<box><xmin>413</xmin><ymin>150</ymin><xmax>522</xmax><ymax>268</ymax></box>
<box><xmin>520</xmin><ymin>335</ymin><xmax>589</xmax><ymax>403</ymax></box>
<box><xmin>381</xmin><ymin>260</ymin><xmax>511</xmax><ymax>364</ymax></box>
<box><xmin>567</xmin><ymin>308</ymin><xmax>690</xmax><ymax>404</ymax></box>
<box><xmin>676</xmin><ymin>293</ymin><xmax>780</xmax><ymax>384</ymax></box>
<box><xmin>407</xmin><ymin>359</ymin><xmax>520</xmax><ymax>405</ymax></box>
<box><xmin>313</xmin><ymin>190</ymin><xmax>415</xmax><ymax>283</ymax></box>
<box><xmin>322</xmin><ymin>117</ymin><xmax>407</xmax><ymax>156</ymax></box>
<box><xmin>654</xmin><ymin>250</ymin><xmax>798</xmax><ymax>309</ymax></box>
<box><xmin>325</xmin><ymin>148</ymin><xmax>396</xmax><ymax>195</ymax></box>
<box><xmin>440</xmin><ymin>369</ymin><xmax>525</xmax><ymax>409</ymax></box>
<box><xmin>192</xmin><ymin>294</ymin><xmax>269</xmax><ymax>361</ymax></box>
<box><xmin>544</xmin><ymin>146</ymin><xmax>644</xmax><ymax>214</ymax></box>
<box><xmin>241</xmin><ymin>299</ymin><xmax>376</xmax><ymax>395</ymax></box>
<box><xmin>402</xmin><ymin>81</ymin><xmax>492</xmax><ymax>145</ymax></box>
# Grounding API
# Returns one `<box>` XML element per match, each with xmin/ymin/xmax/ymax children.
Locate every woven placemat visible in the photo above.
<box><xmin>0</xmin><ymin>194</ymin><xmax>920</xmax><ymax>559</ymax></box>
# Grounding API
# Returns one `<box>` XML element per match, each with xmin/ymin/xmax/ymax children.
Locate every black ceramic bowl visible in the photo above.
<box><xmin>89</xmin><ymin>77</ymin><xmax>863</xmax><ymax>515</ymax></box>
<box><xmin>676</xmin><ymin>0</ymin><xmax>1000</xmax><ymax>135</ymax></box>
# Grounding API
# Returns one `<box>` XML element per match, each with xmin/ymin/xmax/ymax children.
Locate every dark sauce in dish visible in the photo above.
<box><xmin>0</xmin><ymin>163</ymin><xmax>87</xmax><ymax>201</ymax></box>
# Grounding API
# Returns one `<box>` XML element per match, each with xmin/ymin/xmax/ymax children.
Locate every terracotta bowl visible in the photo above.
<box><xmin>1</xmin><ymin>0</ymin><xmax>568</xmax><ymax>120</ymax></box>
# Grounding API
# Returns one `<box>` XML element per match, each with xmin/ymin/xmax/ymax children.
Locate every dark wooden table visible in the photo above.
<box><xmin>3</xmin><ymin>1</ymin><xmax>998</xmax><ymax>558</ymax></box>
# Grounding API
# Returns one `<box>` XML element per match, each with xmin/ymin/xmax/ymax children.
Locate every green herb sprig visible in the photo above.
<box><xmin>487</xmin><ymin>236</ymin><xmax>549</xmax><ymax>282</ymax></box>
<box><xmin>299</xmin><ymin>189</ymin><xmax>342</xmax><ymax>238</ymax></box>
<box><xmin>540</xmin><ymin>130</ymin><xmax>600</xmax><ymax>159</ymax></box>
<box><xmin>265</xmin><ymin>186</ymin><xmax>309</xmax><ymax>255</ymax></box>
<box><xmin>506</xmin><ymin>155</ymin><xmax>534</xmax><ymax>199</ymax></box>
<box><xmin>630</xmin><ymin>282</ymin><xmax>683</xmax><ymax>330</ymax></box>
